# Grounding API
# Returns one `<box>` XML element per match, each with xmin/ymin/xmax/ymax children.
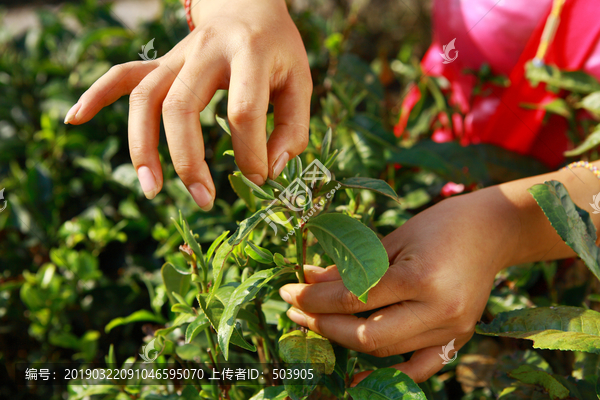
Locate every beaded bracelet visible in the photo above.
<box><xmin>561</xmin><ymin>161</ymin><xmax>600</xmax><ymax>179</ymax></box>
<box><xmin>185</xmin><ymin>0</ymin><xmax>195</xmax><ymax>32</ymax></box>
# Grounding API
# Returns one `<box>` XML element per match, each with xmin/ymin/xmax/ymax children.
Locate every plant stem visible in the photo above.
<box><xmin>205</xmin><ymin>328</ymin><xmax>218</xmax><ymax>364</ymax></box>
<box><xmin>191</xmin><ymin>261</ymin><xmax>205</xmax><ymax>293</ymax></box>
<box><xmin>254</xmin><ymin>299</ymin><xmax>277</xmax><ymax>364</ymax></box>
<box><xmin>294</xmin><ymin>215</ymin><xmax>305</xmax><ymax>283</ymax></box>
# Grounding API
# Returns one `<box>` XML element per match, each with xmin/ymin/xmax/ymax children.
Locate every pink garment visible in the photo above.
<box><xmin>416</xmin><ymin>0</ymin><xmax>600</xmax><ymax>167</ymax></box>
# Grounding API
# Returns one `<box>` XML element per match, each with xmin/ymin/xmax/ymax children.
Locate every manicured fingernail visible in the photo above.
<box><xmin>287</xmin><ymin>307</ymin><xmax>307</xmax><ymax>326</ymax></box>
<box><xmin>246</xmin><ymin>174</ymin><xmax>265</xmax><ymax>186</ymax></box>
<box><xmin>64</xmin><ymin>102</ymin><xmax>81</xmax><ymax>124</ymax></box>
<box><xmin>137</xmin><ymin>166</ymin><xmax>158</xmax><ymax>199</ymax></box>
<box><xmin>279</xmin><ymin>288</ymin><xmax>292</xmax><ymax>304</ymax></box>
<box><xmin>272</xmin><ymin>152</ymin><xmax>289</xmax><ymax>179</ymax></box>
<box><xmin>189</xmin><ymin>182</ymin><xmax>214</xmax><ymax>211</ymax></box>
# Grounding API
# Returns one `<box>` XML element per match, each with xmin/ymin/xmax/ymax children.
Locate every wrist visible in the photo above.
<box><xmin>497</xmin><ymin>164</ymin><xmax>600</xmax><ymax>267</ymax></box>
<box><xmin>188</xmin><ymin>0</ymin><xmax>288</xmax><ymax>29</ymax></box>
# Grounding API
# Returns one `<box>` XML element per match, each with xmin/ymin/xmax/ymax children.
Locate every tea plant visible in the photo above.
<box><xmin>107</xmin><ymin>127</ymin><xmax>429</xmax><ymax>399</ymax></box>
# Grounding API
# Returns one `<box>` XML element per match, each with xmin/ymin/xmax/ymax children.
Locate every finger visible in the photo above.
<box><xmin>389</xmin><ymin>346</ymin><xmax>450</xmax><ymax>383</ymax></box>
<box><xmin>365</xmin><ymin>330</ymin><xmax>454</xmax><ymax>359</ymax></box>
<box><xmin>279</xmin><ymin>267</ymin><xmax>418</xmax><ymax>314</ymax></box>
<box><xmin>162</xmin><ymin>60</ymin><xmax>222</xmax><ymax>211</ymax></box>
<box><xmin>128</xmin><ymin>63</ymin><xmax>182</xmax><ymax>199</ymax></box>
<box><xmin>368</xmin><ymin>326</ymin><xmax>474</xmax><ymax>361</ymax></box>
<box><xmin>285</xmin><ymin>301</ymin><xmax>431</xmax><ymax>353</ymax></box>
<box><xmin>267</xmin><ymin>69</ymin><xmax>312</xmax><ymax>179</ymax></box>
<box><xmin>227</xmin><ymin>53</ymin><xmax>270</xmax><ymax>185</ymax></box>
<box><xmin>66</xmin><ymin>61</ymin><xmax>159</xmax><ymax>125</ymax></box>
<box><xmin>304</xmin><ymin>265</ymin><xmax>341</xmax><ymax>284</ymax></box>
<box><xmin>351</xmin><ymin>346</ymin><xmax>446</xmax><ymax>386</ymax></box>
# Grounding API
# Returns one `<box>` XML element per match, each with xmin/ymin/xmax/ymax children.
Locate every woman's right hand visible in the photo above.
<box><xmin>64</xmin><ymin>0</ymin><xmax>312</xmax><ymax>210</ymax></box>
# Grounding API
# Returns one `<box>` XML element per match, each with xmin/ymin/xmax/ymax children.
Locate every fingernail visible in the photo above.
<box><xmin>137</xmin><ymin>166</ymin><xmax>158</xmax><ymax>199</ymax></box>
<box><xmin>64</xmin><ymin>102</ymin><xmax>81</xmax><ymax>124</ymax></box>
<box><xmin>279</xmin><ymin>288</ymin><xmax>292</xmax><ymax>304</ymax></box>
<box><xmin>287</xmin><ymin>307</ymin><xmax>307</xmax><ymax>326</ymax></box>
<box><xmin>246</xmin><ymin>174</ymin><xmax>265</xmax><ymax>186</ymax></box>
<box><xmin>272</xmin><ymin>152</ymin><xmax>289</xmax><ymax>179</ymax></box>
<box><xmin>189</xmin><ymin>182</ymin><xmax>214</xmax><ymax>211</ymax></box>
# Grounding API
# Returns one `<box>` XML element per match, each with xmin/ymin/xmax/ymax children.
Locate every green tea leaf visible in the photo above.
<box><xmin>278</xmin><ymin>330</ymin><xmax>334</xmax><ymax>400</ymax></box>
<box><xmin>218</xmin><ymin>267</ymin><xmax>287</xmax><ymax>360</ymax></box>
<box><xmin>528</xmin><ymin>181</ymin><xmax>600</xmax><ymax>280</ymax></box>
<box><xmin>580</xmin><ymin>92</ymin><xmax>600</xmax><ymax>115</ymax></box>
<box><xmin>245</xmin><ymin>241</ymin><xmax>274</xmax><ymax>264</ymax></box>
<box><xmin>249</xmin><ymin>386</ymin><xmax>288</xmax><ymax>400</ymax></box>
<box><xmin>235</xmin><ymin>172</ymin><xmax>275</xmax><ymax>200</ymax></box>
<box><xmin>171</xmin><ymin>292</ymin><xmax>187</xmax><ymax>305</ymax></box>
<box><xmin>476</xmin><ymin>306</ymin><xmax>600</xmax><ymax>353</ymax></box>
<box><xmin>564</xmin><ymin>126</ymin><xmax>600</xmax><ymax>157</ymax></box>
<box><xmin>278</xmin><ymin>330</ymin><xmax>335</xmax><ymax>374</ymax></box>
<box><xmin>339</xmin><ymin>177</ymin><xmax>400</xmax><ymax>202</ymax></box>
<box><xmin>105</xmin><ymin>344</ymin><xmax>116</xmax><ymax>365</ymax></box>
<box><xmin>346</xmin><ymin>368</ymin><xmax>427</xmax><ymax>400</ymax></box>
<box><xmin>216</xmin><ymin>114</ymin><xmax>231</xmax><ymax>135</ymax></box>
<box><xmin>306</xmin><ymin>213</ymin><xmax>389</xmax><ymax>303</ymax></box>
<box><xmin>171</xmin><ymin>303</ymin><xmax>194</xmax><ymax>314</ymax></box>
<box><xmin>206</xmin><ymin>230</ymin><xmax>230</xmax><ymax>263</ymax></box>
<box><xmin>210</xmin><ymin>207</ymin><xmax>286</xmax><ymax>303</ymax></box>
<box><xmin>229</xmin><ymin>174</ymin><xmax>256</xmax><ymax>212</ymax></box>
<box><xmin>508</xmin><ymin>365</ymin><xmax>569</xmax><ymax>399</ymax></box>
<box><xmin>273</xmin><ymin>253</ymin><xmax>287</xmax><ymax>267</ymax></box>
<box><xmin>161</xmin><ymin>262</ymin><xmax>191</xmax><ymax>305</ymax></box>
<box><xmin>185</xmin><ymin>315</ymin><xmax>210</xmax><ymax>343</ymax></box>
<box><xmin>525</xmin><ymin>61</ymin><xmax>600</xmax><ymax>94</ymax></box>
<box><xmin>197</xmin><ymin>294</ymin><xmax>256</xmax><ymax>353</ymax></box>
<box><xmin>521</xmin><ymin>99</ymin><xmax>572</xmax><ymax>118</ymax></box>
<box><xmin>288</xmin><ymin>156</ymin><xmax>302</xmax><ymax>180</ymax></box>
<box><xmin>321</xmin><ymin>127</ymin><xmax>333</xmax><ymax>161</ymax></box>
<box><xmin>266</xmin><ymin>178</ymin><xmax>286</xmax><ymax>192</ymax></box>
<box><xmin>105</xmin><ymin>310</ymin><xmax>163</xmax><ymax>333</ymax></box>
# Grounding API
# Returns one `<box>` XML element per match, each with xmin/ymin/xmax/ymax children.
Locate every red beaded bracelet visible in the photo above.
<box><xmin>185</xmin><ymin>0</ymin><xmax>195</xmax><ymax>31</ymax></box>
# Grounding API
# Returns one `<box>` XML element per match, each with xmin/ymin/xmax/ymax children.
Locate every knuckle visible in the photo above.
<box><xmin>129</xmin><ymin>144</ymin><xmax>149</xmax><ymax>163</ymax></box>
<box><xmin>172</xmin><ymin>159</ymin><xmax>198</xmax><ymax>184</ymax></box>
<box><xmin>334</xmin><ymin>289</ymin><xmax>361</xmax><ymax>314</ymax></box>
<box><xmin>228</xmin><ymin>101</ymin><xmax>265</xmax><ymax>125</ymax></box>
<box><xmin>412</xmin><ymin>369</ymin><xmax>431</xmax><ymax>384</ymax></box>
<box><xmin>162</xmin><ymin>96</ymin><xmax>196</xmax><ymax>117</ymax></box>
<box><xmin>129</xmin><ymin>85</ymin><xmax>153</xmax><ymax>109</ymax></box>
<box><xmin>194</xmin><ymin>25</ymin><xmax>219</xmax><ymax>49</ymax></box>
<box><xmin>355</xmin><ymin>324</ymin><xmax>378</xmax><ymax>353</ymax></box>
<box><xmin>108</xmin><ymin>63</ymin><xmax>127</xmax><ymax>76</ymax></box>
<box><xmin>442</xmin><ymin>295</ymin><xmax>469</xmax><ymax>322</ymax></box>
<box><xmin>370</xmin><ymin>347</ymin><xmax>394</xmax><ymax>358</ymax></box>
<box><xmin>294</xmin><ymin>290</ymin><xmax>311</xmax><ymax>311</ymax></box>
<box><xmin>456</xmin><ymin>320</ymin><xmax>476</xmax><ymax>336</ymax></box>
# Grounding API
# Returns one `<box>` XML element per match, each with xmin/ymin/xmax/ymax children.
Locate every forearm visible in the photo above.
<box><xmin>497</xmin><ymin>161</ymin><xmax>600</xmax><ymax>267</ymax></box>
